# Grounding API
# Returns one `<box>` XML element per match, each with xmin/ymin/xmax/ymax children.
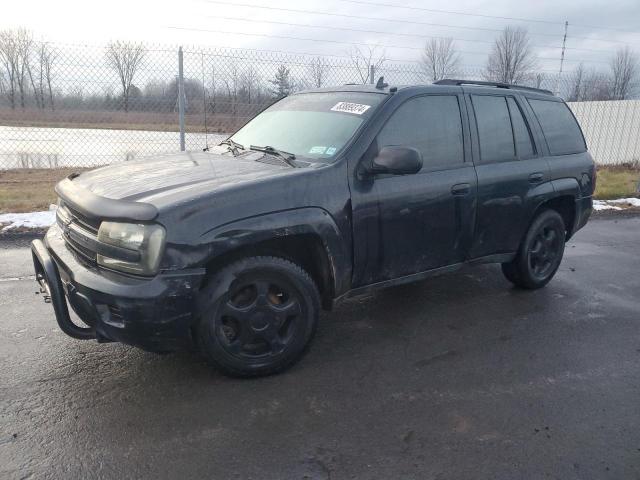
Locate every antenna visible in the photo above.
<box><xmin>375</xmin><ymin>76</ymin><xmax>388</xmax><ymax>89</ymax></box>
<box><xmin>201</xmin><ymin>52</ymin><xmax>210</xmax><ymax>151</ymax></box>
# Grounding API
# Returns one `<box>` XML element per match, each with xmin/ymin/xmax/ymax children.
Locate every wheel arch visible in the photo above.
<box><xmin>532</xmin><ymin>195</ymin><xmax>576</xmax><ymax>238</ymax></box>
<box><xmin>198</xmin><ymin>208</ymin><xmax>350</xmax><ymax>309</ymax></box>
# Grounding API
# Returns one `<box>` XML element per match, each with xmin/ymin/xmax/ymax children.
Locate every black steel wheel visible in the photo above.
<box><xmin>528</xmin><ymin>224</ymin><xmax>562</xmax><ymax>281</ymax></box>
<box><xmin>501</xmin><ymin>209</ymin><xmax>566</xmax><ymax>289</ymax></box>
<box><xmin>198</xmin><ymin>256</ymin><xmax>320</xmax><ymax>377</ymax></box>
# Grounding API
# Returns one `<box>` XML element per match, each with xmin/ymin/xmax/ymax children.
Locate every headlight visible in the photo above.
<box><xmin>97</xmin><ymin>222</ymin><xmax>166</xmax><ymax>275</ymax></box>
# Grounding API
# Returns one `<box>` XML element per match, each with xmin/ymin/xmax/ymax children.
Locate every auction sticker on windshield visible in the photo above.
<box><xmin>309</xmin><ymin>146</ymin><xmax>327</xmax><ymax>155</ymax></box>
<box><xmin>331</xmin><ymin>102</ymin><xmax>371</xmax><ymax>115</ymax></box>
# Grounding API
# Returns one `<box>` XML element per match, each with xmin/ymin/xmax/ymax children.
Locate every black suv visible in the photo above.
<box><xmin>32</xmin><ymin>79</ymin><xmax>594</xmax><ymax>377</ymax></box>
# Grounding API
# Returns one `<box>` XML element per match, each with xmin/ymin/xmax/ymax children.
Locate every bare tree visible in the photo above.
<box><xmin>16</xmin><ymin>29</ymin><xmax>41</xmax><ymax>108</ymax></box>
<box><xmin>485</xmin><ymin>26</ymin><xmax>537</xmax><ymax>84</ymax></box>
<box><xmin>348</xmin><ymin>45</ymin><xmax>386</xmax><ymax>84</ymax></box>
<box><xmin>39</xmin><ymin>42</ymin><xmax>56</xmax><ymax>110</ymax></box>
<box><xmin>0</xmin><ymin>30</ymin><xmax>18</xmax><ymax>109</ymax></box>
<box><xmin>568</xmin><ymin>63</ymin><xmax>611</xmax><ymax>101</ymax></box>
<box><xmin>610</xmin><ymin>46</ymin><xmax>638</xmax><ymax>100</ymax></box>
<box><xmin>308</xmin><ymin>56</ymin><xmax>328</xmax><ymax>88</ymax></box>
<box><xmin>568</xmin><ymin>63</ymin><xmax>586</xmax><ymax>101</ymax></box>
<box><xmin>223</xmin><ymin>60</ymin><xmax>240</xmax><ymax>119</ymax></box>
<box><xmin>13</xmin><ymin>28</ymin><xmax>33</xmax><ymax>108</ymax></box>
<box><xmin>0</xmin><ymin>29</ymin><xmax>35</xmax><ymax>109</ymax></box>
<box><xmin>420</xmin><ymin>38</ymin><xmax>460</xmax><ymax>82</ymax></box>
<box><xmin>31</xmin><ymin>41</ymin><xmax>53</xmax><ymax>110</ymax></box>
<box><xmin>33</xmin><ymin>42</ymin><xmax>46</xmax><ymax>109</ymax></box>
<box><xmin>105</xmin><ymin>40</ymin><xmax>146</xmax><ymax>112</ymax></box>
<box><xmin>240</xmin><ymin>65</ymin><xmax>260</xmax><ymax>103</ymax></box>
<box><xmin>208</xmin><ymin>64</ymin><xmax>217</xmax><ymax>114</ymax></box>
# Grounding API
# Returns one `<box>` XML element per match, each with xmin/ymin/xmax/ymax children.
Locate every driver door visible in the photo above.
<box><xmin>350</xmin><ymin>94</ymin><xmax>477</xmax><ymax>287</ymax></box>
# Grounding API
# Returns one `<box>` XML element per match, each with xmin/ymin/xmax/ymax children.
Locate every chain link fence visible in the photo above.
<box><xmin>1</xmin><ymin>40</ymin><xmax>639</xmax><ymax>169</ymax></box>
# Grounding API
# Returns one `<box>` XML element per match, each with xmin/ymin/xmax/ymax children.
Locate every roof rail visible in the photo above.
<box><xmin>433</xmin><ymin>79</ymin><xmax>553</xmax><ymax>96</ymax></box>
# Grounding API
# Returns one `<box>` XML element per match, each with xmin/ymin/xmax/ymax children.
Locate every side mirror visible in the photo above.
<box><xmin>369</xmin><ymin>146</ymin><xmax>423</xmax><ymax>175</ymax></box>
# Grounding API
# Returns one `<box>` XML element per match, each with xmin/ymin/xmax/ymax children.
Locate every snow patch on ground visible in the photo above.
<box><xmin>608</xmin><ymin>197</ymin><xmax>640</xmax><ymax>207</ymax></box>
<box><xmin>0</xmin><ymin>205</ymin><xmax>57</xmax><ymax>231</ymax></box>
<box><xmin>593</xmin><ymin>201</ymin><xmax>622</xmax><ymax>211</ymax></box>
<box><xmin>593</xmin><ymin>198</ymin><xmax>640</xmax><ymax>211</ymax></box>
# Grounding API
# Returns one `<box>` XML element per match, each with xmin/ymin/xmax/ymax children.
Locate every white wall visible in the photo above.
<box><xmin>567</xmin><ymin>99</ymin><xmax>640</xmax><ymax>165</ymax></box>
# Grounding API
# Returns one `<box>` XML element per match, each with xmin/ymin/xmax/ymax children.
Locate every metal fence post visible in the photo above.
<box><xmin>369</xmin><ymin>65</ymin><xmax>375</xmax><ymax>84</ymax></box>
<box><xmin>178</xmin><ymin>46</ymin><xmax>186</xmax><ymax>152</ymax></box>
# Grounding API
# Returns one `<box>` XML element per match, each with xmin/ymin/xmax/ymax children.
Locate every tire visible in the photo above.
<box><xmin>501</xmin><ymin>209</ymin><xmax>566</xmax><ymax>290</ymax></box>
<box><xmin>197</xmin><ymin>256</ymin><xmax>320</xmax><ymax>377</ymax></box>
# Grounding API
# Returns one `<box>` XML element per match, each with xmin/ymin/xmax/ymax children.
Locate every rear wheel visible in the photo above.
<box><xmin>501</xmin><ymin>209</ymin><xmax>566</xmax><ymax>289</ymax></box>
<box><xmin>197</xmin><ymin>256</ymin><xmax>320</xmax><ymax>377</ymax></box>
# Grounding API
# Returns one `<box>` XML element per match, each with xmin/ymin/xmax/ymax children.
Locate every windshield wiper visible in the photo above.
<box><xmin>220</xmin><ymin>138</ymin><xmax>245</xmax><ymax>155</ymax></box>
<box><xmin>249</xmin><ymin>145</ymin><xmax>297</xmax><ymax>167</ymax></box>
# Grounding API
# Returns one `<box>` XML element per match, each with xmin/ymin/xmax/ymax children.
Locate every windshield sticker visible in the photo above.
<box><xmin>325</xmin><ymin>147</ymin><xmax>337</xmax><ymax>156</ymax></box>
<box><xmin>331</xmin><ymin>102</ymin><xmax>371</xmax><ymax>115</ymax></box>
<box><xmin>309</xmin><ymin>146</ymin><xmax>327</xmax><ymax>155</ymax></box>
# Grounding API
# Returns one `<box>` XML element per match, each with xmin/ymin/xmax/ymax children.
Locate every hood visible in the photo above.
<box><xmin>71</xmin><ymin>151</ymin><xmax>294</xmax><ymax>205</ymax></box>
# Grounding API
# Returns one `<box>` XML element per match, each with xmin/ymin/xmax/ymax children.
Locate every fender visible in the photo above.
<box><xmin>550</xmin><ymin>177</ymin><xmax>581</xmax><ymax>199</ymax></box>
<box><xmin>524</xmin><ymin>177</ymin><xmax>587</xmax><ymax>239</ymax></box>
<box><xmin>550</xmin><ymin>177</ymin><xmax>592</xmax><ymax>236</ymax></box>
<box><xmin>196</xmin><ymin>207</ymin><xmax>350</xmax><ymax>297</ymax></box>
<box><xmin>523</xmin><ymin>179</ymin><xmax>556</xmax><ymax>224</ymax></box>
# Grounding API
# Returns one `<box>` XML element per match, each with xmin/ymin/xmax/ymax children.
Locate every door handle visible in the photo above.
<box><xmin>451</xmin><ymin>183</ymin><xmax>471</xmax><ymax>196</ymax></box>
<box><xmin>529</xmin><ymin>172</ymin><xmax>544</xmax><ymax>183</ymax></box>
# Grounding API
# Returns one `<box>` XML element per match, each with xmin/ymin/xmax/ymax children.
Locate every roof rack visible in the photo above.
<box><xmin>433</xmin><ymin>79</ymin><xmax>553</xmax><ymax>96</ymax></box>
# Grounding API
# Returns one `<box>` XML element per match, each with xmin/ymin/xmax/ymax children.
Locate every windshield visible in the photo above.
<box><xmin>229</xmin><ymin>92</ymin><xmax>385</xmax><ymax>163</ymax></box>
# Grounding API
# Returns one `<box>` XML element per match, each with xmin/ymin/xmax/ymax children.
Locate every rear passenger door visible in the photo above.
<box><xmin>526</xmin><ymin>98</ymin><xmax>593</xmax><ymax>200</ymax></box>
<box><xmin>467</xmin><ymin>93</ymin><xmax>551</xmax><ymax>258</ymax></box>
<box><xmin>351</xmin><ymin>94</ymin><xmax>477</xmax><ymax>286</ymax></box>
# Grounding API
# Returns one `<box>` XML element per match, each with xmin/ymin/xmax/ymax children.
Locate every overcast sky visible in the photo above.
<box><xmin>2</xmin><ymin>0</ymin><xmax>640</xmax><ymax>73</ymax></box>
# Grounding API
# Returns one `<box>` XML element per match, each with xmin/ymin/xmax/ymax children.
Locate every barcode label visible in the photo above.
<box><xmin>330</xmin><ymin>102</ymin><xmax>371</xmax><ymax>115</ymax></box>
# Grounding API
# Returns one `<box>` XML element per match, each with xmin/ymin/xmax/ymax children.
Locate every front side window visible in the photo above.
<box><xmin>528</xmin><ymin>99</ymin><xmax>587</xmax><ymax>156</ymax></box>
<box><xmin>472</xmin><ymin>95</ymin><xmax>515</xmax><ymax>163</ymax></box>
<box><xmin>377</xmin><ymin>95</ymin><xmax>464</xmax><ymax>169</ymax></box>
<box><xmin>230</xmin><ymin>92</ymin><xmax>385</xmax><ymax>162</ymax></box>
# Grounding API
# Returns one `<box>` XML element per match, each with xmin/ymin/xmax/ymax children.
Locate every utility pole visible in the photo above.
<box><xmin>178</xmin><ymin>46</ymin><xmax>186</xmax><ymax>152</ymax></box>
<box><xmin>555</xmin><ymin>21</ymin><xmax>569</xmax><ymax>96</ymax></box>
<box><xmin>369</xmin><ymin>65</ymin><xmax>375</xmax><ymax>85</ymax></box>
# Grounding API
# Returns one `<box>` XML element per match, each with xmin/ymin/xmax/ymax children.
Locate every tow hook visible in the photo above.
<box><xmin>36</xmin><ymin>272</ymin><xmax>52</xmax><ymax>304</ymax></box>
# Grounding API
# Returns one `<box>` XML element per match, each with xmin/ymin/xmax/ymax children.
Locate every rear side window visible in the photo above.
<box><xmin>377</xmin><ymin>95</ymin><xmax>464</xmax><ymax>169</ymax></box>
<box><xmin>506</xmin><ymin>97</ymin><xmax>535</xmax><ymax>159</ymax></box>
<box><xmin>528</xmin><ymin>99</ymin><xmax>586</xmax><ymax>155</ymax></box>
<box><xmin>472</xmin><ymin>95</ymin><xmax>515</xmax><ymax>162</ymax></box>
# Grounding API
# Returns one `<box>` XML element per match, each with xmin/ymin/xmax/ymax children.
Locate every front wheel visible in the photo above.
<box><xmin>501</xmin><ymin>209</ymin><xmax>566</xmax><ymax>289</ymax></box>
<box><xmin>197</xmin><ymin>256</ymin><xmax>320</xmax><ymax>377</ymax></box>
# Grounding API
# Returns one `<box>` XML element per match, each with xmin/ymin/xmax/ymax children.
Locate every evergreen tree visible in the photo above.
<box><xmin>270</xmin><ymin>65</ymin><xmax>292</xmax><ymax>98</ymax></box>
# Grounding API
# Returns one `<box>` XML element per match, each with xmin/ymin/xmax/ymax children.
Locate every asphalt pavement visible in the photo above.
<box><xmin>1</xmin><ymin>216</ymin><xmax>639</xmax><ymax>479</ymax></box>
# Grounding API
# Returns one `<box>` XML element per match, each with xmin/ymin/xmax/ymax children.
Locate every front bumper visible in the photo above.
<box><xmin>32</xmin><ymin>225</ymin><xmax>206</xmax><ymax>352</ymax></box>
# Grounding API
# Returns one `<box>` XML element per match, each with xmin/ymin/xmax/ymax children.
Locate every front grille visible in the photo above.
<box><xmin>64</xmin><ymin>231</ymin><xmax>96</xmax><ymax>263</ymax></box>
<box><xmin>65</xmin><ymin>205</ymin><xmax>100</xmax><ymax>233</ymax></box>
<box><xmin>59</xmin><ymin>202</ymin><xmax>100</xmax><ymax>265</ymax></box>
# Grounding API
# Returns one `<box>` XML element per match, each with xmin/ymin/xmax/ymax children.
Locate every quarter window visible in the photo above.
<box><xmin>528</xmin><ymin>99</ymin><xmax>586</xmax><ymax>155</ymax></box>
<box><xmin>377</xmin><ymin>95</ymin><xmax>464</xmax><ymax>169</ymax></box>
<box><xmin>472</xmin><ymin>95</ymin><xmax>515</xmax><ymax>163</ymax></box>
